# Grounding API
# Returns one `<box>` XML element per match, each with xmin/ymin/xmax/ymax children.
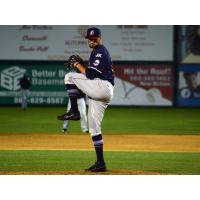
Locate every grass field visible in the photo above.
<box><xmin>0</xmin><ymin>107</ymin><xmax>200</xmax><ymax>174</ymax></box>
<box><xmin>0</xmin><ymin>107</ymin><xmax>200</xmax><ymax>134</ymax></box>
<box><xmin>0</xmin><ymin>150</ymin><xmax>200</xmax><ymax>174</ymax></box>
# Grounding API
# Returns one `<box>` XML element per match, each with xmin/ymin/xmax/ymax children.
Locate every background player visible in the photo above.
<box><xmin>19</xmin><ymin>73</ymin><xmax>31</xmax><ymax>110</ymax></box>
<box><xmin>57</xmin><ymin>27</ymin><xmax>114</xmax><ymax>172</ymax></box>
<box><xmin>62</xmin><ymin>94</ymin><xmax>88</xmax><ymax>133</ymax></box>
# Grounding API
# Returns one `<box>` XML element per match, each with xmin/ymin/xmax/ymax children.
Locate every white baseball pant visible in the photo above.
<box><xmin>21</xmin><ymin>89</ymin><xmax>30</xmax><ymax>109</ymax></box>
<box><xmin>64</xmin><ymin>72</ymin><xmax>114</xmax><ymax>137</ymax></box>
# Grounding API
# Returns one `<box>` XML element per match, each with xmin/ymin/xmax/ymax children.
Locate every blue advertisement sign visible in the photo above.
<box><xmin>178</xmin><ymin>64</ymin><xmax>200</xmax><ymax>107</ymax></box>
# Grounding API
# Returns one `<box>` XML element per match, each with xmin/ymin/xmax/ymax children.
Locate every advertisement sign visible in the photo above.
<box><xmin>0</xmin><ymin>62</ymin><xmax>174</xmax><ymax>106</ymax></box>
<box><xmin>0</xmin><ymin>25</ymin><xmax>173</xmax><ymax>61</ymax></box>
<box><xmin>111</xmin><ymin>64</ymin><xmax>173</xmax><ymax>106</ymax></box>
<box><xmin>178</xmin><ymin>64</ymin><xmax>200</xmax><ymax>107</ymax></box>
<box><xmin>179</xmin><ymin>26</ymin><xmax>200</xmax><ymax>64</ymax></box>
<box><xmin>0</xmin><ymin>63</ymin><xmax>68</xmax><ymax>105</ymax></box>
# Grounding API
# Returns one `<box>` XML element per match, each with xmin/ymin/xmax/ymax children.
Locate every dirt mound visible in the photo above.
<box><xmin>0</xmin><ymin>170</ymin><xmax>167</xmax><ymax>175</ymax></box>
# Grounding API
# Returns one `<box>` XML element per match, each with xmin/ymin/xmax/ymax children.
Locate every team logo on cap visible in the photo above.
<box><xmin>93</xmin><ymin>59</ymin><xmax>100</xmax><ymax>66</ymax></box>
<box><xmin>90</xmin><ymin>30</ymin><xmax>94</xmax><ymax>36</ymax></box>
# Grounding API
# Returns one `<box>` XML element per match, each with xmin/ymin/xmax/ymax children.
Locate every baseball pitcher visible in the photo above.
<box><xmin>57</xmin><ymin>27</ymin><xmax>114</xmax><ymax>172</ymax></box>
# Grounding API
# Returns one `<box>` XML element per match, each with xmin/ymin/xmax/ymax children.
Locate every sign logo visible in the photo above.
<box><xmin>0</xmin><ymin>66</ymin><xmax>26</xmax><ymax>90</ymax></box>
<box><xmin>180</xmin><ymin>88</ymin><xmax>191</xmax><ymax>99</ymax></box>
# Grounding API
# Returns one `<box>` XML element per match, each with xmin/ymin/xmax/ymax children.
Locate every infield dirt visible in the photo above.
<box><xmin>0</xmin><ymin>134</ymin><xmax>200</xmax><ymax>152</ymax></box>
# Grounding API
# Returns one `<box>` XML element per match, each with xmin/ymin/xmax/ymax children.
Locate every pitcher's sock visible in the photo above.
<box><xmin>92</xmin><ymin>134</ymin><xmax>105</xmax><ymax>165</ymax></box>
<box><xmin>65</xmin><ymin>84</ymin><xmax>79</xmax><ymax>113</ymax></box>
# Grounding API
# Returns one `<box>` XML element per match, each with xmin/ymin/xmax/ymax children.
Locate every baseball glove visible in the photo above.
<box><xmin>64</xmin><ymin>55</ymin><xmax>84</xmax><ymax>69</ymax></box>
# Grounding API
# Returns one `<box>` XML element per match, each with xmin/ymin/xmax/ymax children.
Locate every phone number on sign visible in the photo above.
<box><xmin>14</xmin><ymin>97</ymin><xmax>65</xmax><ymax>104</ymax></box>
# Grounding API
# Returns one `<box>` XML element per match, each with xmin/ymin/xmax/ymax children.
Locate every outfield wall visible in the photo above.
<box><xmin>0</xmin><ymin>61</ymin><xmax>174</xmax><ymax>106</ymax></box>
<box><xmin>1</xmin><ymin>25</ymin><xmax>199</xmax><ymax>107</ymax></box>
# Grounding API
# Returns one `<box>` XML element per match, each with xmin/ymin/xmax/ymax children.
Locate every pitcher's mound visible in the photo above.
<box><xmin>0</xmin><ymin>170</ymin><xmax>166</xmax><ymax>175</ymax></box>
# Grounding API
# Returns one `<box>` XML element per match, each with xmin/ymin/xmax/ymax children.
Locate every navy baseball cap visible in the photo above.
<box><xmin>85</xmin><ymin>27</ymin><xmax>101</xmax><ymax>39</ymax></box>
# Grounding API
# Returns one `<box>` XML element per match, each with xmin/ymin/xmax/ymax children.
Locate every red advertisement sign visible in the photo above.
<box><xmin>112</xmin><ymin>64</ymin><xmax>173</xmax><ymax>106</ymax></box>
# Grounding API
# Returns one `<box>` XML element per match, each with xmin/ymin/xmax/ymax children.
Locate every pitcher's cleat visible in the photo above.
<box><xmin>85</xmin><ymin>162</ymin><xmax>107</xmax><ymax>172</ymax></box>
<box><xmin>57</xmin><ymin>111</ymin><xmax>80</xmax><ymax>121</ymax></box>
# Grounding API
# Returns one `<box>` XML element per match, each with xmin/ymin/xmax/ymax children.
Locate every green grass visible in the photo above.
<box><xmin>0</xmin><ymin>107</ymin><xmax>200</xmax><ymax>135</ymax></box>
<box><xmin>0</xmin><ymin>150</ymin><xmax>200</xmax><ymax>174</ymax></box>
<box><xmin>0</xmin><ymin>107</ymin><xmax>200</xmax><ymax>174</ymax></box>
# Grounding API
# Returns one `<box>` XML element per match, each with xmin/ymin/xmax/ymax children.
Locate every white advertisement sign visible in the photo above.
<box><xmin>0</xmin><ymin>25</ymin><xmax>173</xmax><ymax>61</ymax></box>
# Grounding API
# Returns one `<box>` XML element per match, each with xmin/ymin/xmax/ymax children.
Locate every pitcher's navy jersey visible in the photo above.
<box><xmin>86</xmin><ymin>45</ymin><xmax>114</xmax><ymax>86</ymax></box>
